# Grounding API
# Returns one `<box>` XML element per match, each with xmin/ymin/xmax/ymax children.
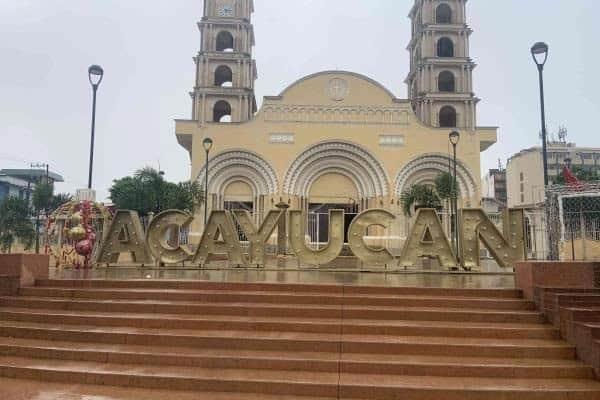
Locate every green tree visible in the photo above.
<box><xmin>400</xmin><ymin>184</ymin><xmax>442</xmax><ymax>217</ymax></box>
<box><xmin>32</xmin><ymin>182</ymin><xmax>54</xmax><ymax>212</ymax></box>
<box><xmin>109</xmin><ymin>167</ymin><xmax>205</xmax><ymax>216</ymax></box>
<box><xmin>434</xmin><ymin>171</ymin><xmax>459</xmax><ymax>202</ymax></box>
<box><xmin>31</xmin><ymin>183</ymin><xmax>74</xmax><ymax>253</ymax></box>
<box><xmin>32</xmin><ymin>182</ymin><xmax>54</xmax><ymax>253</ymax></box>
<box><xmin>0</xmin><ymin>197</ymin><xmax>35</xmax><ymax>253</ymax></box>
<box><xmin>49</xmin><ymin>193</ymin><xmax>73</xmax><ymax>211</ymax></box>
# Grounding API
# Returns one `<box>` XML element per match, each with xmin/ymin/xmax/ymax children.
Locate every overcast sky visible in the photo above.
<box><xmin>1</xmin><ymin>0</ymin><xmax>598</xmax><ymax>201</ymax></box>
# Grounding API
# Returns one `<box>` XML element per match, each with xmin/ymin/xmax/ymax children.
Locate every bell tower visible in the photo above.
<box><xmin>405</xmin><ymin>0</ymin><xmax>478</xmax><ymax>130</ymax></box>
<box><xmin>191</xmin><ymin>0</ymin><xmax>257</xmax><ymax>124</ymax></box>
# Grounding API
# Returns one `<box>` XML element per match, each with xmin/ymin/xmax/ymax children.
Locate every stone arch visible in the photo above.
<box><xmin>213</xmin><ymin>100</ymin><xmax>232</xmax><ymax>123</ymax></box>
<box><xmin>436</xmin><ymin>3</ymin><xmax>452</xmax><ymax>24</ymax></box>
<box><xmin>214</xmin><ymin>65</ymin><xmax>233</xmax><ymax>87</ymax></box>
<box><xmin>439</xmin><ymin>105</ymin><xmax>457</xmax><ymax>127</ymax></box>
<box><xmin>438</xmin><ymin>71</ymin><xmax>455</xmax><ymax>92</ymax></box>
<box><xmin>437</xmin><ymin>37</ymin><xmax>454</xmax><ymax>57</ymax></box>
<box><xmin>216</xmin><ymin>31</ymin><xmax>234</xmax><ymax>52</ymax></box>
<box><xmin>197</xmin><ymin>150</ymin><xmax>279</xmax><ymax>197</ymax></box>
<box><xmin>283</xmin><ymin>140</ymin><xmax>390</xmax><ymax>198</ymax></box>
<box><xmin>394</xmin><ymin>153</ymin><xmax>477</xmax><ymax>200</ymax></box>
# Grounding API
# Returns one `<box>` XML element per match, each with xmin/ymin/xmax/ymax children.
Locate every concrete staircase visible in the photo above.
<box><xmin>1</xmin><ymin>279</ymin><xmax>600</xmax><ymax>399</ymax></box>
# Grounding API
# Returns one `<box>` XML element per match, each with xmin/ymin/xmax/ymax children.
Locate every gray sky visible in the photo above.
<box><xmin>1</xmin><ymin>0</ymin><xmax>598</xmax><ymax>201</ymax></box>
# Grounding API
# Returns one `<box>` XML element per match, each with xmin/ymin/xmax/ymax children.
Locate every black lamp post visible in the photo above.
<box><xmin>203</xmin><ymin>138</ymin><xmax>214</xmax><ymax>225</ymax></box>
<box><xmin>531</xmin><ymin>42</ymin><xmax>549</xmax><ymax>187</ymax></box>
<box><xmin>87</xmin><ymin>65</ymin><xmax>104</xmax><ymax>189</ymax></box>
<box><xmin>449</xmin><ymin>130</ymin><xmax>461</xmax><ymax>260</ymax></box>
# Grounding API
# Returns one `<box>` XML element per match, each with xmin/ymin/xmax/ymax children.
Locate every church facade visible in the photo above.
<box><xmin>175</xmin><ymin>0</ymin><xmax>497</xmax><ymax>239</ymax></box>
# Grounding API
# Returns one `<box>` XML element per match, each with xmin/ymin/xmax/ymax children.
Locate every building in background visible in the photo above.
<box><xmin>506</xmin><ymin>142</ymin><xmax>600</xmax><ymax>261</ymax></box>
<box><xmin>481</xmin><ymin>168</ymin><xmax>507</xmax><ymax>211</ymax></box>
<box><xmin>0</xmin><ymin>168</ymin><xmax>64</xmax><ymax>204</ymax></box>
<box><xmin>506</xmin><ymin>142</ymin><xmax>600</xmax><ymax>209</ymax></box>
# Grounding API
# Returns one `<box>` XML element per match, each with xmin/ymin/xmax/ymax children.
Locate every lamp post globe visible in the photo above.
<box><xmin>531</xmin><ymin>42</ymin><xmax>549</xmax><ymax>69</ymax></box>
<box><xmin>88</xmin><ymin>65</ymin><xmax>104</xmax><ymax>87</ymax></box>
<box><xmin>87</xmin><ymin>64</ymin><xmax>104</xmax><ymax>190</ymax></box>
<box><xmin>449</xmin><ymin>130</ymin><xmax>460</xmax><ymax>146</ymax></box>
<box><xmin>203</xmin><ymin>137</ymin><xmax>214</xmax><ymax>152</ymax></box>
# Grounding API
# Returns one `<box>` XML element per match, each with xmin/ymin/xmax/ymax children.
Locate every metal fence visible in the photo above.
<box><xmin>544</xmin><ymin>182</ymin><xmax>600</xmax><ymax>261</ymax></box>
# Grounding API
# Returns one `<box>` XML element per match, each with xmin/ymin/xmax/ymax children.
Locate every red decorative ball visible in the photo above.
<box><xmin>75</xmin><ymin>240</ymin><xmax>93</xmax><ymax>256</ymax></box>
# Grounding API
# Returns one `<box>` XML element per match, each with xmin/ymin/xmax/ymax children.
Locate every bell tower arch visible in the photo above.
<box><xmin>192</xmin><ymin>0</ymin><xmax>257</xmax><ymax>123</ymax></box>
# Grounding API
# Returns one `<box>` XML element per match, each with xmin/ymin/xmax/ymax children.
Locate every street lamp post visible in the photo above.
<box><xmin>449</xmin><ymin>130</ymin><xmax>461</xmax><ymax>263</ymax></box>
<box><xmin>202</xmin><ymin>138</ymin><xmax>214</xmax><ymax>226</ymax></box>
<box><xmin>87</xmin><ymin>65</ymin><xmax>104</xmax><ymax>190</ymax></box>
<box><xmin>531</xmin><ymin>42</ymin><xmax>549</xmax><ymax>187</ymax></box>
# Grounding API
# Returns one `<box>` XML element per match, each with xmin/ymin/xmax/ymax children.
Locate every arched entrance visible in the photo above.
<box><xmin>197</xmin><ymin>149</ymin><xmax>279</xmax><ymax>226</ymax></box>
<box><xmin>308</xmin><ymin>173</ymin><xmax>359</xmax><ymax>244</ymax></box>
<box><xmin>284</xmin><ymin>141</ymin><xmax>389</xmax><ymax>245</ymax></box>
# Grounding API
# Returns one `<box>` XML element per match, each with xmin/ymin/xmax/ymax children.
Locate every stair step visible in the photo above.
<box><xmin>19</xmin><ymin>287</ymin><xmax>535</xmax><ymax>309</ymax></box>
<box><xmin>34</xmin><ymin>279</ymin><xmax>524</xmax><ymax>298</ymax></box>
<box><xmin>0</xmin><ymin>321</ymin><xmax>576</xmax><ymax>359</ymax></box>
<box><xmin>0</xmin><ymin>307</ymin><xmax>558</xmax><ymax>339</ymax></box>
<box><xmin>0</xmin><ymin>296</ymin><xmax>545</xmax><ymax>323</ymax></box>
<box><xmin>0</xmin><ymin>337</ymin><xmax>590</xmax><ymax>379</ymax></box>
<box><xmin>0</xmin><ymin>355</ymin><xmax>599</xmax><ymax>399</ymax></box>
<box><xmin>0</xmin><ymin>279</ymin><xmax>594</xmax><ymax>398</ymax></box>
<box><xmin>0</xmin><ymin>377</ymin><xmax>337</xmax><ymax>400</ymax></box>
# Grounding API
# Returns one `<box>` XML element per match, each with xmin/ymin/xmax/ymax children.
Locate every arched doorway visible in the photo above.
<box><xmin>308</xmin><ymin>173</ymin><xmax>359</xmax><ymax>244</ymax></box>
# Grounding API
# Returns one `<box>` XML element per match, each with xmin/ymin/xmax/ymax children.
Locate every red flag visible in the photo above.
<box><xmin>563</xmin><ymin>166</ymin><xmax>583</xmax><ymax>190</ymax></box>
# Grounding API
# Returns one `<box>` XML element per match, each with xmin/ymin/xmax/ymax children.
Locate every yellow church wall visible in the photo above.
<box><xmin>176</xmin><ymin>71</ymin><xmax>496</xmax><ymax>237</ymax></box>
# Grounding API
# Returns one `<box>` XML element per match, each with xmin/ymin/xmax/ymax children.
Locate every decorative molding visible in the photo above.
<box><xmin>262</xmin><ymin>104</ymin><xmax>410</xmax><ymax>125</ymax></box>
<box><xmin>327</xmin><ymin>78</ymin><xmax>349</xmax><ymax>101</ymax></box>
<box><xmin>197</xmin><ymin>150</ymin><xmax>279</xmax><ymax>196</ymax></box>
<box><xmin>379</xmin><ymin>135</ymin><xmax>405</xmax><ymax>147</ymax></box>
<box><xmin>283</xmin><ymin>141</ymin><xmax>390</xmax><ymax>198</ymax></box>
<box><xmin>269</xmin><ymin>133</ymin><xmax>295</xmax><ymax>144</ymax></box>
<box><xmin>394</xmin><ymin>153</ymin><xmax>477</xmax><ymax>199</ymax></box>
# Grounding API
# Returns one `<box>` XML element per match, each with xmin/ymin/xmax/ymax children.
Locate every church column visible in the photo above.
<box><xmin>429</xmin><ymin>65</ymin><xmax>435</xmax><ymax>92</ymax></box>
<box><xmin>200</xmin><ymin>93</ymin><xmax>206</xmax><ymax>123</ymax></box>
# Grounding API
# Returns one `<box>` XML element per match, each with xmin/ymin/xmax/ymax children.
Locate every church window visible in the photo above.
<box><xmin>439</xmin><ymin>106</ymin><xmax>457</xmax><ymax>127</ymax></box>
<box><xmin>438</xmin><ymin>71</ymin><xmax>455</xmax><ymax>92</ymax></box>
<box><xmin>215</xmin><ymin>65</ymin><xmax>233</xmax><ymax>87</ymax></box>
<box><xmin>213</xmin><ymin>100</ymin><xmax>232</xmax><ymax>123</ymax></box>
<box><xmin>216</xmin><ymin>31</ymin><xmax>234</xmax><ymax>52</ymax></box>
<box><xmin>437</xmin><ymin>37</ymin><xmax>454</xmax><ymax>57</ymax></box>
<box><xmin>436</xmin><ymin>3</ymin><xmax>452</xmax><ymax>24</ymax></box>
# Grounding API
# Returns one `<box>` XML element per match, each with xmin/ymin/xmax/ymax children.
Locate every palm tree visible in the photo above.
<box><xmin>400</xmin><ymin>184</ymin><xmax>442</xmax><ymax>217</ymax></box>
<box><xmin>434</xmin><ymin>172</ymin><xmax>458</xmax><ymax>203</ymax></box>
<box><xmin>0</xmin><ymin>197</ymin><xmax>35</xmax><ymax>253</ymax></box>
<box><xmin>110</xmin><ymin>167</ymin><xmax>205</xmax><ymax>216</ymax></box>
